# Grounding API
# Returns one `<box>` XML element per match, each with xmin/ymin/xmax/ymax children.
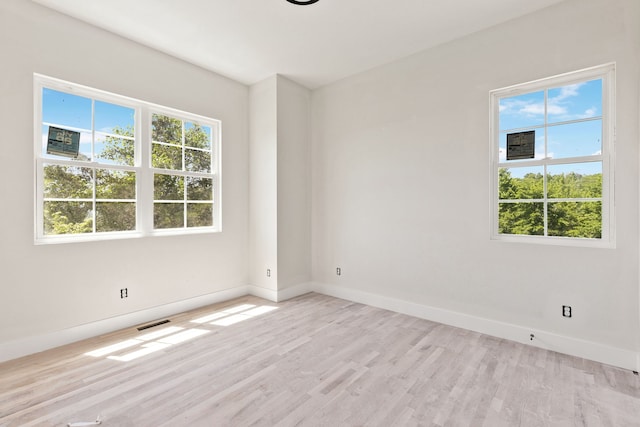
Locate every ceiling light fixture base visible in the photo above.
<box><xmin>286</xmin><ymin>0</ymin><xmax>320</xmax><ymax>5</ymax></box>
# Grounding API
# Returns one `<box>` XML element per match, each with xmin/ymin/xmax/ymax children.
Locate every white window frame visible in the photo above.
<box><xmin>34</xmin><ymin>74</ymin><xmax>222</xmax><ymax>244</ymax></box>
<box><xmin>490</xmin><ymin>63</ymin><xmax>615</xmax><ymax>247</ymax></box>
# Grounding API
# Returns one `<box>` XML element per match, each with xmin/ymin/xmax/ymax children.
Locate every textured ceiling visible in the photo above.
<box><xmin>32</xmin><ymin>0</ymin><xmax>567</xmax><ymax>89</ymax></box>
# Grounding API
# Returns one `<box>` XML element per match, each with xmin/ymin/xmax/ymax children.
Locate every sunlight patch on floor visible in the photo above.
<box><xmin>107</xmin><ymin>342</ymin><xmax>172</xmax><ymax>362</ymax></box>
<box><xmin>84</xmin><ymin>326</ymin><xmax>209</xmax><ymax>362</ymax></box>
<box><xmin>85</xmin><ymin>339</ymin><xmax>141</xmax><ymax>357</ymax></box>
<box><xmin>157</xmin><ymin>328</ymin><xmax>210</xmax><ymax>345</ymax></box>
<box><xmin>191</xmin><ymin>304</ymin><xmax>257</xmax><ymax>324</ymax></box>
<box><xmin>193</xmin><ymin>304</ymin><xmax>279</xmax><ymax>327</ymax></box>
<box><xmin>84</xmin><ymin>303</ymin><xmax>279</xmax><ymax>362</ymax></box>
<box><xmin>210</xmin><ymin>305</ymin><xmax>279</xmax><ymax>326</ymax></box>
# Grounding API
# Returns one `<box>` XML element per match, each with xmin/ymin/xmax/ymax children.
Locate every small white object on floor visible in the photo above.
<box><xmin>67</xmin><ymin>414</ymin><xmax>102</xmax><ymax>426</ymax></box>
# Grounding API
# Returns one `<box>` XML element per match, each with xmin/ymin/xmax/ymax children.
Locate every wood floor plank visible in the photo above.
<box><xmin>1</xmin><ymin>293</ymin><xmax>639</xmax><ymax>426</ymax></box>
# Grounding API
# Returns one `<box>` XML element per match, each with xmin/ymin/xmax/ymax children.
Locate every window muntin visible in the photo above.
<box><xmin>39</xmin><ymin>87</ymin><xmax>137</xmax><ymax>238</ymax></box>
<box><xmin>35</xmin><ymin>75</ymin><xmax>221</xmax><ymax>243</ymax></box>
<box><xmin>151</xmin><ymin>113</ymin><xmax>215</xmax><ymax>231</ymax></box>
<box><xmin>491</xmin><ymin>64</ymin><xmax>614</xmax><ymax>246</ymax></box>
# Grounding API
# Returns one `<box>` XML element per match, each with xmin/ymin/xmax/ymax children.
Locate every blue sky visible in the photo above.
<box><xmin>498</xmin><ymin>79</ymin><xmax>603</xmax><ymax>178</ymax></box>
<box><xmin>41</xmin><ymin>88</ymin><xmax>212</xmax><ymax>165</ymax></box>
<box><xmin>42</xmin><ymin>88</ymin><xmax>134</xmax><ymax>134</ymax></box>
<box><xmin>42</xmin><ymin>88</ymin><xmax>135</xmax><ymax>163</ymax></box>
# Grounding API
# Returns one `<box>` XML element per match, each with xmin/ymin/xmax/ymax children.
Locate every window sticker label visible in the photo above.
<box><xmin>506</xmin><ymin>130</ymin><xmax>535</xmax><ymax>160</ymax></box>
<box><xmin>47</xmin><ymin>126</ymin><xmax>80</xmax><ymax>158</ymax></box>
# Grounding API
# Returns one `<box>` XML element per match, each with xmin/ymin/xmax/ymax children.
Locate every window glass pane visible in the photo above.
<box><xmin>547</xmin><ymin>120</ymin><xmax>602</xmax><ymax>159</ymax></box>
<box><xmin>96</xmin><ymin>202</ymin><xmax>136</xmax><ymax>232</ymax></box>
<box><xmin>42</xmin><ymin>88</ymin><xmax>92</xmax><ymax>130</ymax></box>
<box><xmin>76</xmin><ymin>132</ymin><xmax>93</xmax><ymax>162</ymax></box>
<box><xmin>186</xmin><ymin>177</ymin><xmax>212</xmax><ymax>201</ymax></box>
<box><xmin>547</xmin><ymin>79</ymin><xmax>602</xmax><ymax>124</ymax></box>
<box><xmin>185</xmin><ymin>122</ymin><xmax>211</xmax><ymax>149</ymax></box>
<box><xmin>154</xmin><ymin>203</ymin><xmax>184</xmax><ymax>229</ymax></box>
<box><xmin>548</xmin><ymin>202</ymin><xmax>601</xmax><ymax>238</ymax></box>
<box><xmin>40</xmin><ymin>124</ymin><xmax>49</xmax><ymax>157</ymax></box>
<box><xmin>499</xmin><ymin>91</ymin><xmax>545</xmax><ymax>131</ymax></box>
<box><xmin>41</xmin><ymin>127</ymin><xmax>92</xmax><ymax>161</ymax></box>
<box><xmin>44</xmin><ymin>201</ymin><xmax>93</xmax><ymax>235</ymax></box>
<box><xmin>96</xmin><ymin>169</ymin><xmax>136</xmax><ymax>200</ymax></box>
<box><xmin>547</xmin><ymin>163</ymin><xmax>602</xmax><ymax>199</ymax></box>
<box><xmin>185</xmin><ymin>149</ymin><xmax>211</xmax><ymax>172</ymax></box>
<box><xmin>43</xmin><ymin>165</ymin><xmax>92</xmax><ymax>199</ymax></box>
<box><xmin>95</xmin><ymin>134</ymin><xmax>134</xmax><ymax>166</ymax></box>
<box><xmin>498</xmin><ymin>202</ymin><xmax>544</xmax><ymax>236</ymax></box>
<box><xmin>499</xmin><ymin>129</ymin><xmax>545</xmax><ymax>163</ymax></box>
<box><xmin>187</xmin><ymin>203</ymin><xmax>213</xmax><ymax>227</ymax></box>
<box><xmin>154</xmin><ymin>174</ymin><xmax>184</xmax><ymax>200</ymax></box>
<box><xmin>37</xmin><ymin>78</ymin><xmax>219</xmax><ymax>240</ymax></box>
<box><xmin>152</xmin><ymin>114</ymin><xmax>182</xmax><ymax>145</ymax></box>
<box><xmin>498</xmin><ymin>167</ymin><xmax>543</xmax><ymax>200</ymax></box>
<box><xmin>152</xmin><ymin>143</ymin><xmax>182</xmax><ymax>170</ymax></box>
<box><xmin>95</xmin><ymin>101</ymin><xmax>134</xmax><ymax>136</ymax></box>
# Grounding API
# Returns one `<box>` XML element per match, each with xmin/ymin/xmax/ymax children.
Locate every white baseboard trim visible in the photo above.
<box><xmin>312</xmin><ymin>282</ymin><xmax>639</xmax><ymax>372</ymax></box>
<box><xmin>0</xmin><ymin>285</ymin><xmax>249</xmax><ymax>364</ymax></box>
<box><xmin>1</xmin><ymin>283</ymin><xmax>313</xmax><ymax>363</ymax></box>
<box><xmin>247</xmin><ymin>282</ymin><xmax>314</xmax><ymax>302</ymax></box>
<box><xmin>247</xmin><ymin>285</ymin><xmax>279</xmax><ymax>302</ymax></box>
<box><xmin>274</xmin><ymin>282</ymin><xmax>315</xmax><ymax>302</ymax></box>
<box><xmin>3</xmin><ymin>281</ymin><xmax>637</xmax><ymax>372</ymax></box>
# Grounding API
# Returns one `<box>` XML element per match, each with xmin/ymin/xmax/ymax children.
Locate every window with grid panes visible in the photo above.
<box><xmin>151</xmin><ymin>113</ymin><xmax>215</xmax><ymax>229</ymax></box>
<box><xmin>490</xmin><ymin>64</ymin><xmax>614</xmax><ymax>246</ymax></box>
<box><xmin>35</xmin><ymin>74</ymin><xmax>220</xmax><ymax>243</ymax></box>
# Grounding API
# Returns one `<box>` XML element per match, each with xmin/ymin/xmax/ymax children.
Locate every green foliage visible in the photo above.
<box><xmin>152</xmin><ymin>144</ymin><xmax>181</xmax><ymax>169</ymax></box>
<box><xmin>98</xmin><ymin>124</ymin><xmax>134</xmax><ymax>167</ymax></box>
<box><xmin>44</xmin><ymin>116</ymin><xmax>213</xmax><ymax>235</ymax></box>
<box><xmin>44</xmin><ymin>202</ymin><xmax>92</xmax><ymax>235</ymax></box>
<box><xmin>499</xmin><ymin>202</ymin><xmax>544</xmax><ymax>236</ymax></box>
<box><xmin>187</xmin><ymin>203</ymin><xmax>213</xmax><ymax>228</ymax></box>
<box><xmin>152</xmin><ymin>114</ymin><xmax>183</xmax><ymax>169</ymax></box>
<box><xmin>96</xmin><ymin>202</ymin><xmax>136</xmax><ymax>232</ymax></box>
<box><xmin>548</xmin><ymin>202</ymin><xmax>601</xmax><ymax>238</ymax></box>
<box><xmin>44</xmin><ymin>166</ymin><xmax>92</xmax><ymax>199</ymax></box>
<box><xmin>43</xmin><ymin>167</ymin><xmax>93</xmax><ymax>235</ymax></box>
<box><xmin>154</xmin><ymin>174</ymin><xmax>184</xmax><ymax>200</ymax></box>
<box><xmin>151</xmin><ymin>116</ymin><xmax>212</xmax><ymax>171</ymax></box>
<box><xmin>154</xmin><ymin>203</ymin><xmax>184</xmax><ymax>229</ymax></box>
<box><xmin>498</xmin><ymin>169</ymin><xmax>602</xmax><ymax>238</ymax></box>
<box><xmin>152</xmin><ymin>114</ymin><xmax>182</xmax><ymax>144</ymax></box>
<box><xmin>185</xmin><ymin>123</ymin><xmax>211</xmax><ymax>149</ymax></box>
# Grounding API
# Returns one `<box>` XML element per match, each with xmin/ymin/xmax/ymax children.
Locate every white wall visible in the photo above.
<box><xmin>249</xmin><ymin>75</ymin><xmax>311</xmax><ymax>295</ymax></box>
<box><xmin>1</xmin><ymin>0</ymin><xmax>638</xmax><ymax>369</ymax></box>
<box><xmin>0</xmin><ymin>0</ymin><xmax>249</xmax><ymax>346</ymax></box>
<box><xmin>311</xmin><ymin>0</ymin><xmax>640</xmax><ymax>358</ymax></box>
<box><xmin>249</xmin><ymin>77</ymin><xmax>278</xmax><ymax>291</ymax></box>
<box><xmin>277</xmin><ymin>77</ymin><xmax>311</xmax><ymax>290</ymax></box>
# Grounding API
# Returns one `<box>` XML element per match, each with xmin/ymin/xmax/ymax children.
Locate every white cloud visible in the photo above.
<box><xmin>519</xmin><ymin>103</ymin><xmax>544</xmax><ymax>115</ymax></box>
<box><xmin>546</xmin><ymin>104</ymin><xmax>568</xmax><ymax>115</ymax></box>
<box><xmin>518</xmin><ymin>103</ymin><xmax>568</xmax><ymax>116</ymax></box>
<box><xmin>550</xmin><ymin>83</ymin><xmax>584</xmax><ymax>102</ymax></box>
<box><xmin>581</xmin><ymin>107</ymin><xmax>597</xmax><ymax>118</ymax></box>
<box><xmin>501</xmin><ymin>82</ymin><xmax>596</xmax><ymax>125</ymax></box>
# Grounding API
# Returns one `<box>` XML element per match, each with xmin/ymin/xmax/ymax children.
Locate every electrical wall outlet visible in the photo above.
<box><xmin>562</xmin><ymin>305</ymin><xmax>572</xmax><ymax>317</ymax></box>
<box><xmin>120</xmin><ymin>288</ymin><xmax>128</xmax><ymax>299</ymax></box>
<box><xmin>267</xmin><ymin>269</ymin><xmax>271</xmax><ymax>277</ymax></box>
<box><xmin>336</xmin><ymin>267</ymin><xmax>341</xmax><ymax>276</ymax></box>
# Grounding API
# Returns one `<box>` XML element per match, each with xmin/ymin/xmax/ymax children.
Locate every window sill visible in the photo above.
<box><xmin>491</xmin><ymin>233</ymin><xmax>615</xmax><ymax>249</ymax></box>
<box><xmin>34</xmin><ymin>228</ymin><xmax>220</xmax><ymax>245</ymax></box>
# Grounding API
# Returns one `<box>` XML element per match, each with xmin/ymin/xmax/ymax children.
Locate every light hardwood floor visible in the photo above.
<box><xmin>1</xmin><ymin>293</ymin><xmax>639</xmax><ymax>426</ymax></box>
